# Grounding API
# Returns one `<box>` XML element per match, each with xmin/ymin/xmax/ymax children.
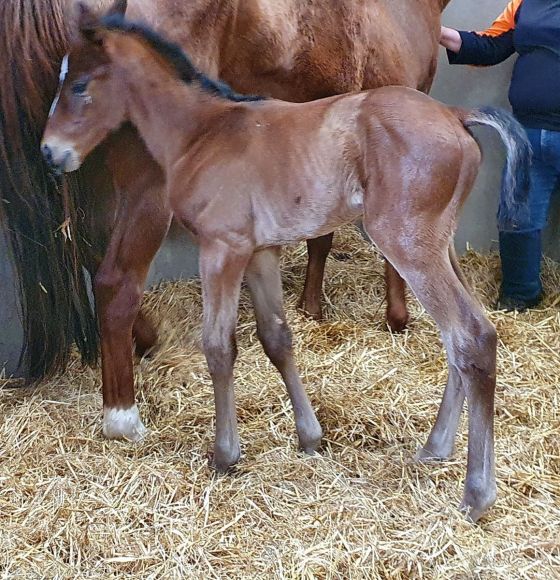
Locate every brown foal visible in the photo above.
<box><xmin>42</xmin><ymin>6</ymin><xmax>531</xmax><ymax>521</ymax></box>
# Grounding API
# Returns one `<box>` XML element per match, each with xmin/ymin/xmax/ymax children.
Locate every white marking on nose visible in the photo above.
<box><xmin>102</xmin><ymin>405</ymin><xmax>148</xmax><ymax>442</ymax></box>
<box><xmin>48</xmin><ymin>54</ymin><xmax>69</xmax><ymax>118</ymax></box>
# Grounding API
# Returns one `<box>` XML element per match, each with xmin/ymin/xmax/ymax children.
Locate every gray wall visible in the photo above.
<box><xmin>1</xmin><ymin>0</ymin><xmax>558</xmax><ymax>375</ymax></box>
<box><xmin>0</xmin><ymin>234</ymin><xmax>24</xmax><ymax>377</ymax></box>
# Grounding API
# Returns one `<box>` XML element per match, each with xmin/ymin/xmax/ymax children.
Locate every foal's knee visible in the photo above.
<box><xmin>258</xmin><ymin>317</ymin><xmax>293</xmax><ymax>366</ymax></box>
<box><xmin>203</xmin><ymin>333</ymin><xmax>237</xmax><ymax>380</ymax></box>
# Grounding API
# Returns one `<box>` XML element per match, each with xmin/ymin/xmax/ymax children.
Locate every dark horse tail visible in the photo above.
<box><xmin>460</xmin><ymin>106</ymin><xmax>532</xmax><ymax>231</ymax></box>
<box><xmin>0</xmin><ymin>0</ymin><xmax>98</xmax><ymax>378</ymax></box>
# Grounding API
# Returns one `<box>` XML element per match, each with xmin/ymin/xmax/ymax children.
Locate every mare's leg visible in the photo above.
<box><xmin>300</xmin><ymin>234</ymin><xmax>412</xmax><ymax>333</ymax></box>
<box><xmin>90</xmin><ymin>251</ymin><xmax>158</xmax><ymax>361</ymax></box>
<box><xmin>298</xmin><ymin>233</ymin><xmax>333</xmax><ymax>320</ymax></box>
<box><xmin>301</xmin><ymin>233</ymin><xmax>412</xmax><ymax>331</ymax></box>
<box><xmin>371</xmin><ymin>237</ymin><xmax>496</xmax><ymax>522</ymax></box>
<box><xmin>132</xmin><ymin>311</ymin><xmax>158</xmax><ymax>358</ymax></box>
<box><xmin>80</xmin><ymin>144</ymin><xmax>161</xmax><ymax>360</ymax></box>
<box><xmin>246</xmin><ymin>248</ymin><xmax>322</xmax><ymax>453</ymax></box>
<box><xmin>199</xmin><ymin>241</ymin><xmax>252</xmax><ymax>472</ymax></box>
<box><xmin>86</xmin><ymin>261</ymin><xmax>158</xmax><ymax>359</ymax></box>
<box><xmin>384</xmin><ymin>260</ymin><xmax>409</xmax><ymax>332</ymax></box>
<box><xmin>95</xmin><ymin>190</ymin><xmax>171</xmax><ymax>441</ymax></box>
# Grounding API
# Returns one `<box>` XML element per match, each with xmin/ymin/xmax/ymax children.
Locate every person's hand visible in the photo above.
<box><xmin>440</xmin><ymin>26</ymin><xmax>462</xmax><ymax>53</ymax></box>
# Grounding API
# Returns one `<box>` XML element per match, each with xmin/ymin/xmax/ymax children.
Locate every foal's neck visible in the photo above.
<box><xmin>121</xmin><ymin>57</ymin><xmax>232</xmax><ymax>170</ymax></box>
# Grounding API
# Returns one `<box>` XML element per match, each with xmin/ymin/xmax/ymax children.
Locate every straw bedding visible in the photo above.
<box><xmin>1</xmin><ymin>225</ymin><xmax>559</xmax><ymax>578</ymax></box>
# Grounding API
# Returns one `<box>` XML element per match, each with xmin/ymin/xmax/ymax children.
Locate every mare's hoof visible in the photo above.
<box><xmin>103</xmin><ymin>405</ymin><xmax>148</xmax><ymax>442</ymax></box>
<box><xmin>386</xmin><ymin>309</ymin><xmax>409</xmax><ymax>333</ymax></box>
<box><xmin>134</xmin><ymin>333</ymin><xmax>158</xmax><ymax>359</ymax></box>
<box><xmin>134</xmin><ymin>342</ymin><xmax>157</xmax><ymax>359</ymax></box>
<box><xmin>133</xmin><ymin>316</ymin><xmax>159</xmax><ymax>358</ymax></box>
<box><xmin>297</xmin><ymin>296</ymin><xmax>323</xmax><ymax>321</ymax></box>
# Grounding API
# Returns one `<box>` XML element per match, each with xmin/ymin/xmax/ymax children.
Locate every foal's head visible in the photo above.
<box><xmin>41</xmin><ymin>0</ymin><xmax>131</xmax><ymax>173</ymax></box>
<box><xmin>41</xmin><ymin>0</ymin><xmax>264</xmax><ymax>174</ymax></box>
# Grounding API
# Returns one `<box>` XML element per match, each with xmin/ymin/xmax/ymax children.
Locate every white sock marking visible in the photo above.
<box><xmin>103</xmin><ymin>405</ymin><xmax>148</xmax><ymax>442</ymax></box>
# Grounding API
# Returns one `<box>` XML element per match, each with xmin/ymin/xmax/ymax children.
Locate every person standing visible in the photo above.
<box><xmin>441</xmin><ymin>0</ymin><xmax>560</xmax><ymax>311</ymax></box>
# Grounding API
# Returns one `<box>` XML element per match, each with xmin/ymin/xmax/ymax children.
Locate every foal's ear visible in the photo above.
<box><xmin>77</xmin><ymin>2</ymin><xmax>102</xmax><ymax>42</ymax></box>
<box><xmin>106</xmin><ymin>0</ymin><xmax>128</xmax><ymax>18</ymax></box>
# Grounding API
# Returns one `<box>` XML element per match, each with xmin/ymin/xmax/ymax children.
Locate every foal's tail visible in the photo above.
<box><xmin>458</xmin><ymin>106</ymin><xmax>532</xmax><ymax>231</ymax></box>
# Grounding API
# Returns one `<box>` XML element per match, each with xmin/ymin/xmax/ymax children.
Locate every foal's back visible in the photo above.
<box><xmin>172</xmin><ymin>87</ymin><xmax>479</xmax><ymax>249</ymax></box>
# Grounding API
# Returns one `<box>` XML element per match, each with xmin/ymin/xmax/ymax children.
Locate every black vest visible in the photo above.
<box><xmin>511</xmin><ymin>0</ymin><xmax>560</xmax><ymax>129</ymax></box>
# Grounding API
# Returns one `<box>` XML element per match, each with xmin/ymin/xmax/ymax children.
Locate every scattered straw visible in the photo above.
<box><xmin>1</xmin><ymin>225</ymin><xmax>559</xmax><ymax>578</ymax></box>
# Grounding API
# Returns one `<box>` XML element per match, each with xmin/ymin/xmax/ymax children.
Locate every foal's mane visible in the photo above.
<box><xmin>100</xmin><ymin>14</ymin><xmax>264</xmax><ymax>103</ymax></box>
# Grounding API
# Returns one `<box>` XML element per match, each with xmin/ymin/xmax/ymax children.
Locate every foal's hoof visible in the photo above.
<box><xmin>415</xmin><ymin>444</ymin><xmax>453</xmax><ymax>463</ymax></box>
<box><xmin>210</xmin><ymin>441</ymin><xmax>241</xmax><ymax>473</ymax></box>
<box><xmin>459</xmin><ymin>482</ymin><xmax>497</xmax><ymax>523</ymax></box>
<box><xmin>298</xmin><ymin>419</ymin><xmax>323</xmax><ymax>455</ymax></box>
<box><xmin>103</xmin><ymin>405</ymin><xmax>148</xmax><ymax>442</ymax></box>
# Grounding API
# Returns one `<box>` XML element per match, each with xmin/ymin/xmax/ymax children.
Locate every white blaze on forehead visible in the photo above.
<box><xmin>48</xmin><ymin>54</ymin><xmax>69</xmax><ymax>118</ymax></box>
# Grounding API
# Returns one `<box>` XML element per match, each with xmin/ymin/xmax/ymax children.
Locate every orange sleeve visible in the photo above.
<box><xmin>478</xmin><ymin>0</ymin><xmax>523</xmax><ymax>37</ymax></box>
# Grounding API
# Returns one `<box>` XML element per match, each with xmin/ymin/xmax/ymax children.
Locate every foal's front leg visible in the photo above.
<box><xmin>199</xmin><ymin>241</ymin><xmax>253</xmax><ymax>472</ymax></box>
<box><xmin>95</xmin><ymin>193</ymin><xmax>171</xmax><ymax>441</ymax></box>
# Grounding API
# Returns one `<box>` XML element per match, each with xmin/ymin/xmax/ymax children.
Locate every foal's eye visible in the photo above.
<box><xmin>71</xmin><ymin>80</ymin><xmax>89</xmax><ymax>95</ymax></box>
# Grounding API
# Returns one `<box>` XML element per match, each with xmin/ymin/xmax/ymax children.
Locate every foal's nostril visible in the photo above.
<box><xmin>41</xmin><ymin>143</ymin><xmax>53</xmax><ymax>165</ymax></box>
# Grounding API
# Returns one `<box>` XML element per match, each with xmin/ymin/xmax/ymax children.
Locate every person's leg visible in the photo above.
<box><xmin>497</xmin><ymin>128</ymin><xmax>559</xmax><ymax>311</ymax></box>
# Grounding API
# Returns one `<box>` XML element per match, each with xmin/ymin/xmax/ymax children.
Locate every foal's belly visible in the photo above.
<box><xmin>252</xmin><ymin>180</ymin><xmax>365</xmax><ymax>248</ymax></box>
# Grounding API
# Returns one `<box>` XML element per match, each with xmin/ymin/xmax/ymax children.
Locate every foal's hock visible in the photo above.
<box><xmin>41</xmin><ymin>5</ymin><xmax>531</xmax><ymax>522</ymax></box>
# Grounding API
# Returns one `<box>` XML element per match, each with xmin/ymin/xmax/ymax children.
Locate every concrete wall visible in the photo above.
<box><xmin>0</xmin><ymin>234</ymin><xmax>24</xmax><ymax>377</ymax></box>
<box><xmin>1</xmin><ymin>0</ymin><xmax>558</xmax><ymax>375</ymax></box>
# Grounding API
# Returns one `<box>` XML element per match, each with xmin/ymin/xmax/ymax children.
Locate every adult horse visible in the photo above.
<box><xmin>0</xmin><ymin>0</ymin><xmax>450</xmax><ymax>378</ymax></box>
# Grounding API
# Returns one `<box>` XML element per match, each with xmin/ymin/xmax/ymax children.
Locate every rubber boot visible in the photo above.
<box><xmin>496</xmin><ymin>231</ymin><xmax>543</xmax><ymax>311</ymax></box>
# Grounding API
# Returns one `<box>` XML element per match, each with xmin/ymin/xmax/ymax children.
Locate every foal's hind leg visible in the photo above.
<box><xmin>416</xmin><ymin>365</ymin><xmax>465</xmax><ymax>461</ymax></box>
<box><xmin>298</xmin><ymin>233</ymin><xmax>333</xmax><ymax>320</ymax></box>
<box><xmin>416</xmin><ymin>246</ymin><xmax>468</xmax><ymax>460</ymax></box>
<box><xmin>246</xmin><ymin>248</ymin><xmax>322</xmax><ymax>453</ymax></box>
<box><xmin>372</xmin><ymin>240</ymin><xmax>497</xmax><ymax>521</ymax></box>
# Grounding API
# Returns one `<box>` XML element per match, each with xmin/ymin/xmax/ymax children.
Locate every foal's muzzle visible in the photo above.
<box><xmin>40</xmin><ymin>142</ymin><xmax>81</xmax><ymax>174</ymax></box>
